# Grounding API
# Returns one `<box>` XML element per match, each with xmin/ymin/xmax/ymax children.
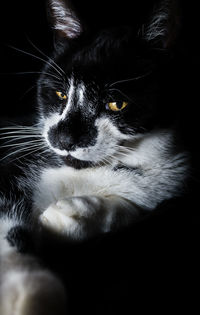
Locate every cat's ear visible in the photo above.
<box><xmin>140</xmin><ymin>0</ymin><xmax>181</xmax><ymax>49</ymax></box>
<box><xmin>47</xmin><ymin>0</ymin><xmax>83</xmax><ymax>39</ymax></box>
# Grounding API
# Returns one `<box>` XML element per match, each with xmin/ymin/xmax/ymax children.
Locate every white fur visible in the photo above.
<box><xmin>33</xmin><ymin>128</ymin><xmax>188</xmax><ymax>241</ymax></box>
<box><xmin>0</xmin><ymin>217</ymin><xmax>16</xmax><ymax>256</ymax></box>
<box><xmin>61</xmin><ymin>76</ymin><xmax>75</xmax><ymax>118</ymax></box>
<box><xmin>40</xmin><ymin>195</ymin><xmax>134</xmax><ymax>239</ymax></box>
<box><xmin>0</xmin><ymin>216</ymin><xmax>67</xmax><ymax>315</ymax></box>
<box><xmin>78</xmin><ymin>83</ymin><xmax>85</xmax><ymax>107</ymax></box>
<box><xmin>0</xmin><ymin>269</ymin><xmax>67</xmax><ymax>315</ymax></box>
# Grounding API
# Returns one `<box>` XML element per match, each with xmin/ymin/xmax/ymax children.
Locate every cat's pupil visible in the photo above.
<box><xmin>116</xmin><ymin>101</ymin><xmax>123</xmax><ymax>109</ymax></box>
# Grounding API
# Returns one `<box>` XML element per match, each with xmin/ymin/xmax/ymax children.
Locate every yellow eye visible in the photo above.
<box><xmin>107</xmin><ymin>101</ymin><xmax>128</xmax><ymax>111</ymax></box>
<box><xmin>56</xmin><ymin>91</ymin><xmax>67</xmax><ymax>100</ymax></box>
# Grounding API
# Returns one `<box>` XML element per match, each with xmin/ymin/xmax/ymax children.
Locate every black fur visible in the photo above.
<box><xmin>6</xmin><ymin>226</ymin><xmax>34</xmax><ymax>253</ymax></box>
<box><xmin>0</xmin><ymin>1</ymin><xmax>198</xmax><ymax>313</ymax></box>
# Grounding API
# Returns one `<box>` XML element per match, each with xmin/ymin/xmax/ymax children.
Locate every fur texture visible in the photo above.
<box><xmin>0</xmin><ymin>0</ymin><xmax>189</xmax><ymax>314</ymax></box>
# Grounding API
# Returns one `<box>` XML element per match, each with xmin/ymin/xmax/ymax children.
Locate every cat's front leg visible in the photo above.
<box><xmin>39</xmin><ymin>195</ymin><xmax>139</xmax><ymax>241</ymax></box>
<box><xmin>0</xmin><ymin>219</ymin><xmax>67</xmax><ymax>315</ymax></box>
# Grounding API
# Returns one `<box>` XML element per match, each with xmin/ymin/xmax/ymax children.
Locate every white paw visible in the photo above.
<box><xmin>39</xmin><ymin>199</ymin><xmax>84</xmax><ymax>238</ymax></box>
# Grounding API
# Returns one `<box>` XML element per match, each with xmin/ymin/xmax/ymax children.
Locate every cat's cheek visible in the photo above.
<box><xmin>71</xmin><ymin>117</ymin><xmax>131</xmax><ymax>162</ymax></box>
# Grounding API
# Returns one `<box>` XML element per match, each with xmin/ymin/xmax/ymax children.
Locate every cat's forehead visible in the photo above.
<box><xmin>64</xmin><ymin>76</ymin><xmax>99</xmax><ymax>113</ymax></box>
<box><xmin>66</xmin><ymin>75</ymin><xmax>100</xmax><ymax>97</ymax></box>
<box><xmin>57</xmin><ymin>33</ymin><xmax>151</xmax><ymax>86</ymax></box>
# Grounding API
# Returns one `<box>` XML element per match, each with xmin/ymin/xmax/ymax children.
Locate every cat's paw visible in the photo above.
<box><xmin>39</xmin><ymin>196</ymin><xmax>106</xmax><ymax>240</ymax></box>
<box><xmin>0</xmin><ymin>270</ymin><xmax>67</xmax><ymax>315</ymax></box>
<box><xmin>39</xmin><ymin>198</ymin><xmax>86</xmax><ymax>239</ymax></box>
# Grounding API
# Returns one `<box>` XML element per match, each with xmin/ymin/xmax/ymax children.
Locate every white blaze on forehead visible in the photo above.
<box><xmin>78</xmin><ymin>82</ymin><xmax>95</xmax><ymax>114</ymax></box>
<box><xmin>78</xmin><ymin>83</ymin><xmax>85</xmax><ymax>107</ymax></box>
<box><xmin>42</xmin><ymin>77</ymin><xmax>75</xmax><ymax>154</ymax></box>
<box><xmin>61</xmin><ymin>77</ymin><xmax>75</xmax><ymax>120</ymax></box>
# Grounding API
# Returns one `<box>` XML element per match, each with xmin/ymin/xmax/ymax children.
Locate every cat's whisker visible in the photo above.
<box><xmin>99</xmin><ymin>158</ymin><xmax>108</xmax><ymax>166</ymax></box>
<box><xmin>0</xmin><ymin>136</ymin><xmax>41</xmax><ymax>143</ymax></box>
<box><xmin>116</xmin><ymin>151</ymin><xmax>135</xmax><ymax>159</ymax></box>
<box><xmin>1</xmin><ymin>135</ymin><xmax>43</xmax><ymax>146</ymax></box>
<box><xmin>40</xmin><ymin>148</ymin><xmax>52</xmax><ymax>154</ymax></box>
<box><xmin>20</xmin><ymin>84</ymin><xmax>38</xmax><ymax>101</ymax></box>
<box><xmin>1</xmin><ymin>122</ymin><xmax>40</xmax><ymax>128</ymax></box>
<box><xmin>108</xmin><ymin>71</ymin><xmax>153</xmax><ymax>88</ymax></box>
<box><xmin>108</xmin><ymin>88</ymin><xmax>137</xmax><ymax>104</ymax></box>
<box><xmin>0</xmin><ymin>133</ymin><xmax>41</xmax><ymax>138</ymax></box>
<box><xmin>0</xmin><ymin>126</ymin><xmax>39</xmax><ymax>130</ymax></box>
<box><xmin>114</xmin><ymin>144</ymin><xmax>136</xmax><ymax>153</ymax></box>
<box><xmin>0</xmin><ymin>129</ymin><xmax>40</xmax><ymax>132</ymax></box>
<box><xmin>26</xmin><ymin>36</ymin><xmax>65</xmax><ymax>76</ymax></box>
<box><xmin>0</xmin><ymin>143</ymin><xmax>45</xmax><ymax>162</ymax></box>
<box><xmin>0</xmin><ymin>127</ymin><xmax>41</xmax><ymax>133</ymax></box>
<box><xmin>0</xmin><ymin>124</ymin><xmax>38</xmax><ymax>128</ymax></box>
<box><xmin>7</xmin><ymin>145</ymin><xmax>48</xmax><ymax>164</ymax></box>
<box><xmin>94</xmin><ymin>146</ymin><xmax>136</xmax><ymax>168</ymax></box>
<box><xmin>102</xmin><ymin>151</ymin><xmax>129</xmax><ymax>165</ymax></box>
<box><xmin>9</xmin><ymin>71</ymin><xmax>62</xmax><ymax>82</ymax></box>
<box><xmin>0</xmin><ymin>126</ymin><xmax>40</xmax><ymax>131</ymax></box>
<box><xmin>1</xmin><ymin>132</ymin><xmax>43</xmax><ymax>141</ymax></box>
<box><xmin>118</xmin><ymin>152</ymin><xmax>133</xmax><ymax>159</ymax></box>
<box><xmin>118</xmin><ymin>148</ymin><xmax>136</xmax><ymax>154</ymax></box>
<box><xmin>114</xmin><ymin>144</ymin><xmax>132</xmax><ymax>150</ymax></box>
<box><xmin>116</xmin><ymin>148</ymin><xmax>134</xmax><ymax>154</ymax></box>
<box><xmin>6</xmin><ymin>44</ymin><xmax>64</xmax><ymax>79</ymax></box>
<box><xmin>100</xmin><ymin>155</ymin><xmax>115</xmax><ymax>166</ymax></box>
<box><xmin>9</xmin><ymin>142</ymin><xmax>45</xmax><ymax>151</ymax></box>
<box><xmin>0</xmin><ymin>140</ymin><xmax>44</xmax><ymax>148</ymax></box>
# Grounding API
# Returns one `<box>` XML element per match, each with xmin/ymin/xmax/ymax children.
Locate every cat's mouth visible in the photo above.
<box><xmin>62</xmin><ymin>155</ymin><xmax>94</xmax><ymax>169</ymax></box>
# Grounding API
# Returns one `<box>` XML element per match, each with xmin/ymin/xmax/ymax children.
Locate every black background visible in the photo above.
<box><xmin>0</xmin><ymin>1</ymin><xmax>199</xmax><ymax>314</ymax></box>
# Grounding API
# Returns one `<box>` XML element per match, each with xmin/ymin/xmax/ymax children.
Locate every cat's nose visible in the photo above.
<box><xmin>48</xmin><ymin>128</ymin><xmax>76</xmax><ymax>151</ymax></box>
<box><xmin>59</xmin><ymin>133</ymin><xmax>75</xmax><ymax>151</ymax></box>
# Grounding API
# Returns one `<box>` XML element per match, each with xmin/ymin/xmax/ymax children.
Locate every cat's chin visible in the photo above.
<box><xmin>62</xmin><ymin>155</ymin><xmax>94</xmax><ymax>170</ymax></box>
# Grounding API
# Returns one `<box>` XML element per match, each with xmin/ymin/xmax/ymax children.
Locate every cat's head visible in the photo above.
<box><xmin>37</xmin><ymin>0</ymin><xmax>181</xmax><ymax>168</ymax></box>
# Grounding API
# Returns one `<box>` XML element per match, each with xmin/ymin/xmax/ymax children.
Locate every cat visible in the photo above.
<box><xmin>0</xmin><ymin>0</ymin><xmax>189</xmax><ymax>314</ymax></box>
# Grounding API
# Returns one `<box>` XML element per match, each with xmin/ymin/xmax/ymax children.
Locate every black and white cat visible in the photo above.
<box><xmin>0</xmin><ymin>0</ymin><xmax>189</xmax><ymax>314</ymax></box>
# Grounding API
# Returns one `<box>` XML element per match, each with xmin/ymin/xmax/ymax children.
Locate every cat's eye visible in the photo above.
<box><xmin>56</xmin><ymin>91</ymin><xmax>67</xmax><ymax>100</ymax></box>
<box><xmin>106</xmin><ymin>101</ymin><xmax>128</xmax><ymax>111</ymax></box>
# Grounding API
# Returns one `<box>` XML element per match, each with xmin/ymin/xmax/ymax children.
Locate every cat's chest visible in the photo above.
<box><xmin>32</xmin><ymin>165</ymin><xmax>135</xmax><ymax>213</ymax></box>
